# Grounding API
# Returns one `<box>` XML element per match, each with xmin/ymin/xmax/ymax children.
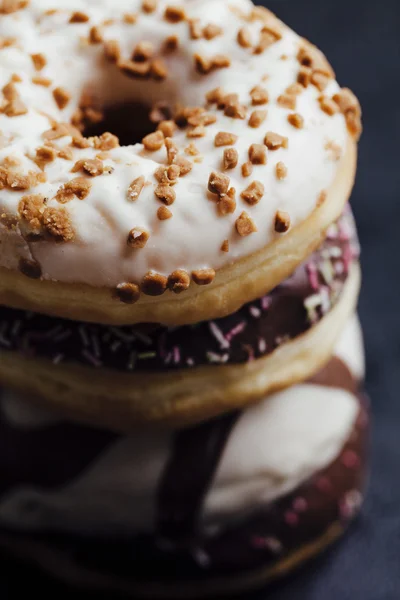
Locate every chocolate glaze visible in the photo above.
<box><xmin>0</xmin><ymin>356</ymin><xmax>369</xmax><ymax>585</ymax></box>
<box><xmin>0</xmin><ymin>207</ymin><xmax>359</xmax><ymax>372</ymax></box>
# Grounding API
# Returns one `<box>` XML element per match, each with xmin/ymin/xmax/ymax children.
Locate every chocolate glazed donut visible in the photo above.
<box><xmin>0</xmin><ymin>319</ymin><xmax>369</xmax><ymax>598</ymax></box>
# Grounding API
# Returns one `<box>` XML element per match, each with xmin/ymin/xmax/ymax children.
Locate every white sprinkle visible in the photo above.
<box><xmin>52</xmin><ymin>353</ymin><xmax>64</xmax><ymax>365</ymax></box>
<box><xmin>258</xmin><ymin>337</ymin><xmax>267</xmax><ymax>353</ymax></box>
<box><xmin>79</xmin><ymin>326</ymin><xmax>90</xmax><ymax>347</ymax></box>
<box><xmin>208</xmin><ymin>322</ymin><xmax>230</xmax><ymax>349</ymax></box>
<box><xmin>207</xmin><ymin>351</ymin><xmax>229</xmax><ymax>363</ymax></box>
<box><xmin>111</xmin><ymin>340</ymin><xmax>122</xmax><ymax>353</ymax></box>
<box><xmin>127</xmin><ymin>351</ymin><xmax>137</xmax><ymax>370</ymax></box>
<box><xmin>82</xmin><ymin>349</ymin><xmax>102</xmax><ymax>367</ymax></box>
<box><xmin>250</xmin><ymin>305</ymin><xmax>261</xmax><ymax>318</ymax></box>
<box><xmin>11</xmin><ymin>320</ymin><xmax>22</xmax><ymax>336</ymax></box>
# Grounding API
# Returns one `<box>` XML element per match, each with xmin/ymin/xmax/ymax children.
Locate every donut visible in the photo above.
<box><xmin>0</xmin><ymin>315</ymin><xmax>369</xmax><ymax>597</ymax></box>
<box><xmin>0</xmin><ymin>0</ymin><xmax>361</xmax><ymax>326</ymax></box>
<box><xmin>0</xmin><ymin>206</ymin><xmax>361</xmax><ymax>428</ymax></box>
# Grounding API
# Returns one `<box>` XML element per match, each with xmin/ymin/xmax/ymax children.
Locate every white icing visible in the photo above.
<box><xmin>0</xmin><ymin>315</ymin><xmax>363</xmax><ymax>535</ymax></box>
<box><xmin>0</xmin><ymin>0</ymin><xmax>349</xmax><ymax>286</ymax></box>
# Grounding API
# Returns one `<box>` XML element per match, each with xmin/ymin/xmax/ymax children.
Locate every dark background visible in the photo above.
<box><xmin>1</xmin><ymin>0</ymin><xmax>399</xmax><ymax>598</ymax></box>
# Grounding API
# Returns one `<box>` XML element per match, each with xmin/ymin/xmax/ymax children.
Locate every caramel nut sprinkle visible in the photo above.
<box><xmin>103</xmin><ymin>40</ymin><xmax>121</xmax><ymax>62</ymax></box>
<box><xmin>155</xmin><ymin>164</ymin><xmax>180</xmax><ymax>184</ymax></box>
<box><xmin>164</xmin><ymin>5</ymin><xmax>186</xmax><ymax>22</ymax></box>
<box><xmin>286</xmin><ymin>83</ymin><xmax>303</xmax><ymax>96</ymax></box>
<box><xmin>264</xmin><ymin>131</ymin><xmax>288</xmax><ymax>150</ymax></box>
<box><xmin>277</xmin><ymin>93</ymin><xmax>296</xmax><ymax>110</ymax></box>
<box><xmin>241</xmin><ymin>161</ymin><xmax>253</xmax><ymax>177</ymax></box>
<box><xmin>297</xmin><ymin>65</ymin><xmax>312</xmax><ymax>87</ymax></box>
<box><xmin>116</xmin><ymin>282</ymin><xmax>141</xmax><ymax>304</ymax></box>
<box><xmin>56</xmin><ymin>177</ymin><xmax>91</xmax><ymax>203</ymax></box>
<box><xmin>150</xmin><ymin>58</ymin><xmax>168</xmax><ymax>80</ymax></box>
<box><xmin>250</xmin><ymin>85</ymin><xmax>269</xmax><ymax>105</ymax></box>
<box><xmin>206</xmin><ymin>87</ymin><xmax>224</xmax><ymax>104</ymax></box>
<box><xmin>276</xmin><ymin>161</ymin><xmax>288</xmax><ymax>180</ymax></box>
<box><xmin>72</xmin><ymin>158</ymin><xmax>104</xmax><ymax>177</ymax></box>
<box><xmin>119</xmin><ymin>59</ymin><xmax>151</xmax><ymax>79</ymax></box>
<box><xmin>32</xmin><ymin>76</ymin><xmax>52</xmax><ymax>87</ymax></box>
<box><xmin>249</xmin><ymin>144</ymin><xmax>267</xmax><ymax>165</ymax></box>
<box><xmin>333</xmin><ymin>88</ymin><xmax>362</xmax><ymax>138</ymax></box>
<box><xmin>142</xmin><ymin>271</ymin><xmax>168</xmax><ymax>296</ymax></box>
<box><xmin>168</xmin><ymin>269</ymin><xmax>190</xmax><ymax>293</ymax></box>
<box><xmin>89</xmin><ymin>26</ymin><xmax>103</xmax><ymax>43</ymax></box>
<box><xmin>19</xmin><ymin>257</ymin><xmax>42</xmax><ymax>279</ymax></box>
<box><xmin>165</xmin><ymin>137</ymin><xmax>178</xmax><ymax>164</ymax></box>
<box><xmin>218</xmin><ymin>187</ymin><xmax>236</xmax><ymax>215</ymax></box>
<box><xmin>274</xmin><ymin>210</ymin><xmax>290</xmax><ymax>232</ymax></box>
<box><xmin>164</xmin><ymin>34</ymin><xmax>179</xmax><ymax>52</ymax></box>
<box><xmin>311</xmin><ymin>72</ymin><xmax>329</xmax><ymax>92</ymax></box>
<box><xmin>70</xmin><ymin>11</ymin><xmax>89</xmax><ymax>23</ymax></box>
<box><xmin>31</xmin><ymin>53</ymin><xmax>47</xmax><ymax>71</ymax></box>
<box><xmin>221</xmin><ymin>239</ymin><xmax>229</xmax><ymax>252</ymax></box>
<box><xmin>208</xmin><ymin>171</ymin><xmax>230</xmax><ymax>196</ymax></box>
<box><xmin>187</xmin><ymin>125</ymin><xmax>206</xmax><ymax>138</ymax></box>
<box><xmin>155</xmin><ymin>184</ymin><xmax>176</xmax><ymax>205</ymax></box>
<box><xmin>127</xmin><ymin>227</ymin><xmax>150</xmax><ymax>249</ymax></box>
<box><xmin>241</xmin><ymin>180</ymin><xmax>264</xmax><ymax>205</ymax></box>
<box><xmin>185</xmin><ymin>142</ymin><xmax>200</xmax><ymax>156</ymax></box>
<box><xmin>188</xmin><ymin>18</ymin><xmax>202</xmax><ymax>40</ymax></box>
<box><xmin>174</xmin><ymin>155</ymin><xmax>192</xmax><ymax>175</ymax></box>
<box><xmin>215</xmin><ymin>132</ymin><xmax>238</xmax><ymax>147</ymax></box>
<box><xmin>237</xmin><ymin>27</ymin><xmax>252</xmax><ymax>48</ymax></box>
<box><xmin>249</xmin><ymin>109</ymin><xmax>267</xmax><ymax>128</ymax></box>
<box><xmin>142</xmin><ymin>130</ymin><xmax>164</xmax><ymax>151</ymax></box>
<box><xmin>157</xmin><ymin>120</ymin><xmax>176</xmax><ymax>137</ymax></box>
<box><xmin>35</xmin><ymin>145</ymin><xmax>56</xmax><ymax>166</ymax></box>
<box><xmin>42</xmin><ymin>206</ymin><xmax>74</xmax><ymax>242</ymax></box>
<box><xmin>192</xmin><ymin>268</ymin><xmax>215</xmax><ymax>286</ymax></box>
<box><xmin>142</xmin><ymin>0</ymin><xmax>157</xmax><ymax>13</ymax></box>
<box><xmin>203</xmin><ymin>24</ymin><xmax>223</xmax><ymax>40</ymax></box>
<box><xmin>18</xmin><ymin>194</ymin><xmax>45</xmax><ymax>231</ymax></box>
<box><xmin>157</xmin><ymin>205</ymin><xmax>172</xmax><ymax>220</ymax></box>
<box><xmin>92</xmin><ymin>132</ymin><xmax>120</xmax><ymax>150</ymax></box>
<box><xmin>288</xmin><ymin>113</ymin><xmax>304</xmax><ymax>129</ymax></box>
<box><xmin>319</xmin><ymin>95</ymin><xmax>339</xmax><ymax>116</ymax></box>
<box><xmin>53</xmin><ymin>87</ymin><xmax>71</xmax><ymax>110</ymax></box>
<box><xmin>0</xmin><ymin>1</ymin><xmax>29</xmax><ymax>15</ymax></box>
<box><xmin>317</xmin><ymin>190</ymin><xmax>327</xmax><ymax>206</ymax></box>
<box><xmin>235</xmin><ymin>211</ymin><xmax>257</xmax><ymax>236</ymax></box>
<box><xmin>223</xmin><ymin>147</ymin><xmax>238</xmax><ymax>170</ymax></box>
<box><xmin>133</xmin><ymin>41</ymin><xmax>154</xmax><ymax>62</ymax></box>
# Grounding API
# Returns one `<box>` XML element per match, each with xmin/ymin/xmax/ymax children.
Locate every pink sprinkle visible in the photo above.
<box><xmin>316</xmin><ymin>476</ymin><xmax>332</xmax><ymax>494</ymax></box>
<box><xmin>173</xmin><ymin>346</ymin><xmax>181</xmax><ymax>365</ymax></box>
<box><xmin>306</xmin><ymin>262</ymin><xmax>319</xmax><ymax>291</ymax></box>
<box><xmin>250</xmin><ymin>305</ymin><xmax>261</xmax><ymax>318</ymax></box>
<box><xmin>342</xmin><ymin>244</ymin><xmax>353</xmax><ymax>273</ymax></box>
<box><xmin>341</xmin><ymin>450</ymin><xmax>360</xmax><ymax>469</ymax></box>
<box><xmin>261</xmin><ymin>296</ymin><xmax>272</xmax><ymax>311</ymax></box>
<box><xmin>284</xmin><ymin>511</ymin><xmax>299</xmax><ymax>527</ymax></box>
<box><xmin>226</xmin><ymin>321</ymin><xmax>246</xmax><ymax>342</ymax></box>
<box><xmin>293</xmin><ymin>497</ymin><xmax>308</xmax><ymax>513</ymax></box>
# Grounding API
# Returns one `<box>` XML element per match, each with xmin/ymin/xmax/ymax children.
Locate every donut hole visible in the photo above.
<box><xmin>83</xmin><ymin>101</ymin><xmax>171</xmax><ymax>146</ymax></box>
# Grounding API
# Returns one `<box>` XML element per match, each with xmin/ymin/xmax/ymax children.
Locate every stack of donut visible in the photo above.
<box><xmin>0</xmin><ymin>0</ymin><xmax>367</xmax><ymax>596</ymax></box>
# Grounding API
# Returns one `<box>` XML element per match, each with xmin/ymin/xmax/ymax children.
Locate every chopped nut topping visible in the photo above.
<box><xmin>164</xmin><ymin>5</ymin><xmax>186</xmax><ymax>22</ymax></box>
<box><xmin>127</xmin><ymin>227</ymin><xmax>150</xmax><ymax>249</ymax></box>
<box><xmin>155</xmin><ymin>164</ymin><xmax>180</xmax><ymax>184</ymax></box>
<box><xmin>254</xmin><ymin>24</ymin><xmax>282</xmax><ymax>55</ymax></box>
<box><xmin>264</xmin><ymin>131</ymin><xmax>288</xmax><ymax>150</ymax></box>
<box><xmin>142</xmin><ymin>271</ymin><xmax>168</xmax><ymax>296</ymax></box>
<box><xmin>286</xmin><ymin>83</ymin><xmax>303</xmax><ymax>97</ymax></box>
<box><xmin>187</xmin><ymin>111</ymin><xmax>216</xmax><ymax>127</ymax></box>
<box><xmin>127</xmin><ymin>176</ymin><xmax>146</xmax><ymax>201</ymax></box>
<box><xmin>35</xmin><ymin>145</ymin><xmax>56</xmax><ymax>167</ymax></box>
<box><xmin>319</xmin><ymin>95</ymin><xmax>339</xmax><ymax>116</ymax></box>
<box><xmin>194</xmin><ymin>53</ymin><xmax>231</xmax><ymax>75</ymax></box>
<box><xmin>311</xmin><ymin>72</ymin><xmax>329</xmax><ymax>92</ymax></box>
<box><xmin>0</xmin><ymin>0</ymin><xmax>29</xmax><ymax>14</ymax></box>
<box><xmin>0</xmin><ymin>37</ymin><xmax>16</xmax><ymax>49</ymax></box>
<box><xmin>155</xmin><ymin>184</ymin><xmax>176</xmax><ymax>205</ymax></box>
<box><xmin>119</xmin><ymin>59</ymin><xmax>151</xmax><ymax>79</ymax></box>
<box><xmin>235</xmin><ymin>211</ymin><xmax>257</xmax><ymax>236</ymax></box>
<box><xmin>165</xmin><ymin>137</ymin><xmax>178</xmax><ymax>164</ymax></box>
<box><xmin>274</xmin><ymin>210</ymin><xmax>290</xmax><ymax>233</ymax></box>
<box><xmin>333</xmin><ymin>88</ymin><xmax>362</xmax><ymax>139</ymax></box>
<box><xmin>70</xmin><ymin>11</ymin><xmax>89</xmax><ymax>23</ymax></box>
<box><xmin>92</xmin><ymin>132</ymin><xmax>120</xmax><ymax>150</ymax></box>
<box><xmin>317</xmin><ymin>190</ymin><xmax>327</xmax><ymax>206</ymax></box>
<box><xmin>133</xmin><ymin>41</ymin><xmax>154</xmax><ymax>62</ymax></box>
<box><xmin>1</xmin><ymin>81</ymin><xmax>27</xmax><ymax>117</ymax></box>
<box><xmin>237</xmin><ymin>26</ymin><xmax>252</xmax><ymax>48</ymax></box>
<box><xmin>215</xmin><ymin>131</ymin><xmax>238</xmax><ymax>147</ymax></box>
<box><xmin>249</xmin><ymin>144</ymin><xmax>267</xmax><ymax>165</ymax></box>
<box><xmin>208</xmin><ymin>171</ymin><xmax>230</xmax><ymax>196</ymax></box>
<box><xmin>43</xmin><ymin>206</ymin><xmax>74</xmax><ymax>242</ymax></box>
<box><xmin>18</xmin><ymin>194</ymin><xmax>45</xmax><ymax>231</ymax></box>
<box><xmin>57</xmin><ymin>147</ymin><xmax>73</xmax><ymax>161</ymax></box>
<box><xmin>223</xmin><ymin>147</ymin><xmax>238</xmax><ymax>170</ymax></box>
<box><xmin>157</xmin><ymin>120</ymin><xmax>176</xmax><ymax>138</ymax></box>
<box><xmin>297</xmin><ymin>43</ymin><xmax>334</xmax><ymax>78</ymax></box>
<box><xmin>249</xmin><ymin>109</ymin><xmax>267</xmax><ymax>128</ymax></box>
<box><xmin>32</xmin><ymin>75</ymin><xmax>52</xmax><ymax>87</ymax></box>
<box><xmin>287</xmin><ymin>113</ymin><xmax>304</xmax><ymax>129</ymax></box>
<box><xmin>206</xmin><ymin>87</ymin><xmax>224</xmax><ymax>104</ymax></box>
<box><xmin>276</xmin><ymin>161</ymin><xmax>287</xmax><ymax>180</ymax></box>
<box><xmin>31</xmin><ymin>53</ymin><xmax>46</xmax><ymax>71</ymax></box>
<box><xmin>104</xmin><ymin>39</ymin><xmax>121</xmax><ymax>62</ymax></box>
<box><xmin>221</xmin><ymin>239</ymin><xmax>229</xmax><ymax>252</ymax></box>
<box><xmin>277</xmin><ymin>93</ymin><xmax>296</xmax><ymax>110</ymax></box>
<box><xmin>297</xmin><ymin>65</ymin><xmax>312</xmax><ymax>87</ymax></box>
<box><xmin>325</xmin><ymin>140</ymin><xmax>342</xmax><ymax>161</ymax></box>
<box><xmin>188</xmin><ymin>18</ymin><xmax>202</xmax><ymax>40</ymax></box>
<box><xmin>142</xmin><ymin>0</ymin><xmax>157</xmax><ymax>13</ymax></box>
<box><xmin>53</xmin><ymin>87</ymin><xmax>71</xmax><ymax>110</ymax></box>
<box><xmin>163</xmin><ymin>34</ymin><xmax>179</xmax><ymax>52</ymax></box>
<box><xmin>250</xmin><ymin>85</ymin><xmax>269</xmax><ymax>106</ymax></box>
<box><xmin>192</xmin><ymin>268</ymin><xmax>215</xmax><ymax>285</ymax></box>
<box><xmin>142</xmin><ymin>130</ymin><xmax>164</xmax><ymax>151</ymax></box>
<box><xmin>187</xmin><ymin>125</ymin><xmax>206</xmax><ymax>138</ymax></box>
<box><xmin>72</xmin><ymin>158</ymin><xmax>104</xmax><ymax>177</ymax></box>
<box><xmin>185</xmin><ymin>142</ymin><xmax>200</xmax><ymax>156</ymax></box>
<box><xmin>174</xmin><ymin>155</ymin><xmax>192</xmax><ymax>175</ymax></box>
<box><xmin>58</xmin><ymin>177</ymin><xmax>92</xmax><ymax>202</ymax></box>
<box><xmin>241</xmin><ymin>161</ymin><xmax>253</xmax><ymax>178</ymax></box>
<box><xmin>157</xmin><ymin>205</ymin><xmax>172</xmax><ymax>220</ymax></box>
<box><xmin>218</xmin><ymin>187</ymin><xmax>236</xmax><ymax>215</ymax></box>
<box><xmin>123</xmin><ymin>13</ymin><xmax>137</xmax><ymax>24</ymax></box>
<box><xmin>116</xmin><ymin>282</ymin><xmax>140</xmax><ymax>304</ymax></box>
<box><xmin>203</xmin><ymin>24</ymin><xmax>223</xmax><ymax>40</ymax></box>
<box><xmin>150</xmin><ymin>58</ymin><xmax>168</xmax><ymax>80</ymax></box>
<box><xmin>241</xmin><ymin>180</ymin><xmax>264</xmax><ymax>205</ymax></box>
<box><xmin>168</xmin><ymin>269</ymin><xmax>190</xmax><ymax>293</ymax></box>
<box><xmin>19</xmin><ymin>257</ymin><xmax>42</xmax><ymax>279</ymax></box>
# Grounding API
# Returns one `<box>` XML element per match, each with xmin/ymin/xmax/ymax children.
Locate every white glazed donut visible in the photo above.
<box><xmin>0</xmin><ymin>0</ymin><xmax>361</xmax><ymax>325</ymax></box>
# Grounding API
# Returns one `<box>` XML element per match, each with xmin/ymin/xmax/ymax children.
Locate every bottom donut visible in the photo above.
<box><xmin>0</xmin><ymin>315</ymin><xmax>369</xmax><ymax>598</ymax></box>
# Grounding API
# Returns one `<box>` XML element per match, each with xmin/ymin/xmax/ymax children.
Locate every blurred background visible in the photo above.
<box><xmin>1</xmin><ymin>0</ymin><xmax>399</xmax><ymax>598</ymax></box>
